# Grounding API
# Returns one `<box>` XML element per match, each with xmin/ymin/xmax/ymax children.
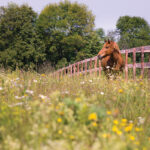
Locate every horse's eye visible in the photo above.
<box><xmin>106</xmin><ymin>46</ymin><xmax>109</xmax><ymax>49</ymax></box>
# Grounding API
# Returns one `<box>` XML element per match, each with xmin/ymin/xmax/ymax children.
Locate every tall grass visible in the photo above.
<box><xmin>0</xmin><ymin>70</ymin><xmax>150</xmax><ymax>150</ymax></box>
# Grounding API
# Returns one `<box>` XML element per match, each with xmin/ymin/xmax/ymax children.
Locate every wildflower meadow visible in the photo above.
<box><xmin>0</xmin><ymin>70</ymin><xmax>150</xmax><ymax>150</ymax></box>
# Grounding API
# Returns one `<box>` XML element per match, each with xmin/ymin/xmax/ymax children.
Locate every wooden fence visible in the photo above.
<box><xmin>53</xmin><ymin>45</ymin><xmax>150</xmax><ymax>80</ymax></box>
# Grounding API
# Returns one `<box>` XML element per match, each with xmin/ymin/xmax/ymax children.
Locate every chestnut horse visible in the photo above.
<box><xmin>97</xmin><ymin>40</ymin><xmax>124</xmax><ymax>78</ymax></box>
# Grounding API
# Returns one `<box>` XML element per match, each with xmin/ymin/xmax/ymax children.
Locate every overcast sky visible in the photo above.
<box><xmin>0</xmin><ymin>0</ymin><xmax>150</xmax><ymax>33</ymax></box>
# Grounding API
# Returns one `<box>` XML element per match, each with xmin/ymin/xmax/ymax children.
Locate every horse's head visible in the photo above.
<box><xmin>98</xmin><ymin>40</ymin><xmax>120</xmax><ymax>60</ymax></box>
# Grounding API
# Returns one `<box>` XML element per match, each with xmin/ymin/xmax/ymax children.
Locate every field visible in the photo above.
<box><xmin>0</xmin><ymin>70</ymin><xmax>150</xmax><ymax>150</ymax></box>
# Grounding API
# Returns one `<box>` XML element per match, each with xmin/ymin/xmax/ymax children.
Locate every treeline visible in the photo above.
<box><xmin>0</xmin><ymin>1</ymin><xmax>150</xmax><ymax>71</ymax></box>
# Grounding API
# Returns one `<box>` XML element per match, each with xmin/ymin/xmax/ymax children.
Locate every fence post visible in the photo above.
<box><xmin>77</xmin><ymin>62</ymin><xmax>79</xmax><ymax>76</ymax></box>
<box><xmin>81</xmin><ymin>62</ymin><xmax>83</xmax><ymax>75</ymax></box>
<box><xmin>73</xmin><ymin>64</ymin><xmax>76</xmax><ymax>76</ymax></box>
<box><xmin>63</xmin><ymin>68</ymin><xmax>65</xmax><ymax>76</ymax></box>
<box><xmin>85</xmin><ymin>60</ymin><xmax>87</xmax><ymax>75</ymax></box>
<box><xmin>94</xmin><ymin>57</ymin><xmax>97</xmax><ymax>76</ymax></box>
<box><xmin>61</xmin><ymin>69</ymin><xmax>63</xmax><ymax>78</ymax></box>
<box><xmin>141</xmin><ymin>47</ymin><xmax>144</xmax><ymax>78</ymax></box>
<box><xmin>67</xmin><ymin>67</ymin><xmax>69</xmax><ymax>76</ymax></box>
<box><xmin>57</xmin><ymin>71</ymin><xmax>59</xmax><ymax>80</ymax></box>
<box><xmin>148</xmin><ymin>53</ymin><xmax>150</xmax><ymax>79</ymax></box>
<box><xmin>125</xmin><ymin>50</ymin><xmax>128</xmax><ymax>80</ymax></box>
<box><xmin>99</xmin><ymin>60</ymin><xmax>101</xmax><ymax>77</ymax></box>
<box><xmin>133</xmin><ymin>48</ymin><xmax>136</xmax><ymax>80</ymax></box>
<box><xmin>90</xmin><ymin>59</ymin><xmax>92</xmax><ymax>75</ymax></box>
<box><xmin>70</xmin><ymin>65</ymin><xmax>72</xmax><ymax>77</ymax></box>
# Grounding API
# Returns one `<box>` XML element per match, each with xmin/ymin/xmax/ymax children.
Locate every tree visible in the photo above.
<box><xmin>95</xmin><ymin>28</ymin><xmax>105</xmax><ymax>39</ymax></box>
<box><xmin>116</xmin><ymin>16</ymin><xmax>150</xmax><ymax>62</ymax></box>
<box><xmin>76</xmin><ymin>31</ymin><xmax>103</xmax><ymax>61</ymax></box>
<box><xmin>116</xmin><ymin>16</ymin><xmax>150</xmax><ymax>49</ymax></box>
<box><xmin>0</xmin><ymin>3</ymin><xmax>46</xmax><ymax>70</ymax></box>
<box><xmin>37</xmin><ymin>0</ymin><xmax>101</xmax><ymax>68</ymax></box>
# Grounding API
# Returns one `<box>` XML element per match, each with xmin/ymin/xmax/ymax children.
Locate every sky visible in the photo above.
<box><xmin>0</xmin><ymin>0</ymin><xmax>150</xmax><ymax>33</ymax></box>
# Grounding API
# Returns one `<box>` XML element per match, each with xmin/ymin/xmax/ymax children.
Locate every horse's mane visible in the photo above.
<box><xmin>111</xmin><ymin>41</ymin><xmax>121</xmax><ymax>54</ymax></box>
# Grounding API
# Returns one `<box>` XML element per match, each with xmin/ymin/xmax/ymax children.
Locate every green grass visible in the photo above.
<box><xmin>0</xmin><ymin>70</ymin><xmax>150</xmax><ymax>150</ymax></box>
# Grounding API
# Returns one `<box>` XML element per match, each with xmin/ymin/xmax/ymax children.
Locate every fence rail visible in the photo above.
<box><xmin>53</xmin><ymin>45</ymin><xmax>150</xmax><ymax>80</ymax></box>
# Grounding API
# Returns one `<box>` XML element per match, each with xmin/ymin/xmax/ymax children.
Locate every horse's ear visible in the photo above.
<box><xmin>108</xmin><ymin>39</ymin><xmax>110</xmax><ymax>44</ymax></box>
<box><xmin>104</xmin><ymin>39</ymin><xmax>107</xmax><ymax>43</ymax></box>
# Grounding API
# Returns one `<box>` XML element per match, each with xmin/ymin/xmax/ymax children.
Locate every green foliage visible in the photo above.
<box><xmin>117</xmin><ymin>16</ymin><xmax>150</xmax><ymax>49</ymax></box>
<box><xmin>95</xmin><ymin>28</ymin><xmax>105</xmax><ymax>40</ymax></box>
<box><xmin>37</xmin><ymin>0</ymin><xmax>102</xmax><ymax>68</ymax></box>
<box><xmin>0</xmin><ymin>3</ymin><xmax>46</xmax><ymax>70</ymax></box>
<box><xmin>116</xmin><ymin>16</ymin><xmax>150</xmax><ymax>62</ymax></box>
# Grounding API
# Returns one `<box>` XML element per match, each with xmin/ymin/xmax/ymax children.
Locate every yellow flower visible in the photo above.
<box><xmin>112</xmin><ymin>126</ymin><xmax>118</xmax><ymax>132</ymax></box>
<box><xmin>102</xmin><ymin>133</ymin><xmax>110</xmax><ymax>138</ymax></box>
<box><xmin>58</xmin><ymin>102</ymin><xmax>64</xmax><ymax>106</ymax></box>
<box><xmin>56</xmin><ymin>105</ymin><xmax>59</xmax><ymax>110</ymax></box>
<box><xmin>112</xmin><ymin>126</ymin><xmax>122</xmax><ymax>135</ymax></box>
<box><xmin>125</xmin><ymin>125</ymin><xmax>132</xmax><ymax>132</ymax></box>
<box><xmin>57</xmin><ymin>118</ymin><xmax>62</xmax><ymax>123</ymax></box>
<box><xmin>140</xmin><ymin>82</ymin><xmax>143</xmax><ymax>85</ymax></box>
<box><xmin>58</xmin><ymin>130</ymin><xmax>62</xmax><ymax>134</ymax></box>
<box><xmin>92</xmin><ymin>122</ymin><xmax>98</xmax><ymax>127</ymax></box>
<box><xmin>116</xmin><ymin>130</ymin><xmax>122</xmax><ymax>136</ymax></box>
<box><xmin>59</xmin><ymin>111</ymin><xmax>64</xmax><ymax>116</ymax></box>
<box><xmin>139</xmin><ymin>75</ymin><xmax>143</xmax><ymax>79</ymax></box>
<box><xmin>129</xmin><ymin>135</ymin><xmax>135</xmax><ymax>141</ymax></box>
<box><xmin>118</xmin><ymin>89</ymin><xmax>123</xmax><ymax>93</ymax></box>
<box><xmin>88</xmin><ymin>113</ymin><xmax>98</xmax><ymax>121</ymax></box>
<box><xmin>102</xmin><ymin>133</ymin><xmax>107</xmax><ymax>138</ymax></box>
<box><xmin>113</xmin><ymin>120</ymin><xmax>119</xmax><ymax>125</ymax></box>
<box><xmin>122</xmin><ymin>118</ymin><xmax>127</xmax><ymax>123</ymax></box>
<box><xmin>120</xmin><ymin>119</ymin><xmax>127</xmax><ymax>126</ymax></box>
<box><xmin>134</xmin><ymin>141</ymin><xmax>140</xmax><ymax>145</ymax></box>
<box><xmin>107</xmin><ymin>111</ymin><xmax>112</xmax><ymax>115</ymax></box>
<box><xmin>24</xmin><ymin>94</ymin><xmax>28</xmax><ymax>97</ymax></box>
<box><xmin>135</xmin><ymin>127</ymin><xmax>142</xmax><ymax>132</ymax></box>
<box><xmin>45</xmin><ymin>124</ymin><xmax>49</xmax><ymax>128</ymax></box>
<box><xmin>75</xmin><ymin>97</ymin><xmax>81</xmax><ymax>102</ymax></box>
<box><xmin>120</xmin><ymin>122</ymin><xmax>126</xmax><ymax>127</ymax></box>
<box><xmin>69</xmin><ymin>135</ymin><xmax>75</xmax><ymax>140</ymax></box>
<box><xmin>106</xmin><ymin>117</ymin><xmax>110</xmax><ymax>122</ymax></box>
<box><xmin>41</xmin><ymin>74</ymin><xmax>46</xmax><ymax>77</ymax></box>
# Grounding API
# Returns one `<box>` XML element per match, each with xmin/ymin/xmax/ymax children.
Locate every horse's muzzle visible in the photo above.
<box><xmin>98</xmin><ymin>55</ymin><xmax>103</xmax><ymax>60</ymax></box>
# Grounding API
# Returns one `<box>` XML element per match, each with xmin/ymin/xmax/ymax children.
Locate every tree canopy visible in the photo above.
<box><xmin>37</xmin><ymin>0</ymin><xmax>102</xmax><ymax>68</ymax></box>
<box><xmin>116</xmin><ymin>16</ymin><xmax>150</xmax><ymax>49</ymax></box>
<box><xmin>0</xmin><ymin>3</ymin><xmax>45</xmax><ymax>70</ymax></box>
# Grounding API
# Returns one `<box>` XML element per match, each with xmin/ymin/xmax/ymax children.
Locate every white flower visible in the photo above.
<box><xmin>33</xmin><ymin>80</ymin><xmax>38</xmax><ymax>83</ymax></box>
<box><xmin>138</xmin><ymin>117</ymin><xmax>145</xmax><ymax>125</ymax></box>
<box><xmin>39</xmin><ymin>94</ymin><xmax>48</xmax><ymax>100</ymax></box>
<box><xmin>18</xmin><ymin>84</ymin><xmax>23</xmax><ymax>88</ymax></box>
<box><xmin>89</xmin><ymin>80</ymin><xmax>93</xmax><ymax>83</ymax></box>
<box><xmin>64</xmin><ymin>91</ymin><xmax>69</xmax><ymax>94</ymax></box>
<box><xmin>26</xmin><ymin>90</ymin><xmax>34</xmax><ymax>95</ymax></box>
<box><xmin>26</xmin><ymin>106</ymin><xmax>31</xmax><ymax>110</ymax></box>
<box><xmin>129</xmin><ymin>120</ymin><xmax>133</xmax><ymax>124</ymax></box>
<box><xmin>80</xmin><ymin>81</ymin><xmax>85</xmax><ymax>85</ymax></box>
<box><xmin>16</xmin><ymin>77</ymin><xmax>20</xmax><ymax>81</ymax></box>
<box><xmin>100</xmin><ymin>92</ymin><xmax>104</xmax><ymax>95</ymax></box>
<box><xmin>106</xmin><ymin>66</ymin><xmax>110</xmax><ymax>69</ymax></box>
<box><xmin>9</xmin><ymin>102</ymin><xmax>24</xmax><ymax>107</ymax></box>
<box><xmin>61</xmin><ymin>91</ymin><xmax>69</xmax><ymax>94</ymax></box>
<box><xmin>15</xmin><ymin>96</ymin><xmax>25</xmax><ymax>99</ymax></box>
<box><xmin>0</xmin><ymin>87</ymin><xmax>3</xmax><ymax>90</ymax></box>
